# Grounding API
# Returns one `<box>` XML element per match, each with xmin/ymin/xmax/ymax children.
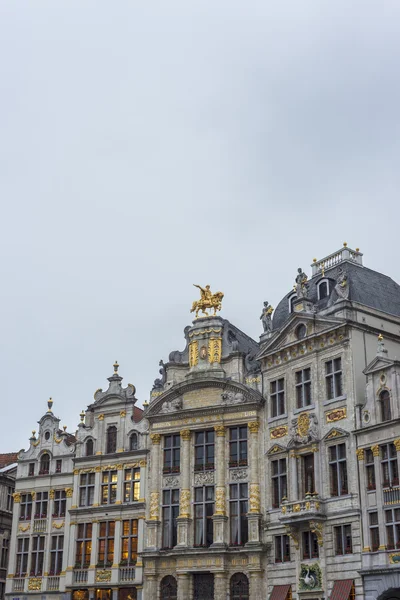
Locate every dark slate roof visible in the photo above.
<box><xmin>273</xmin><ymin>262</ymin><xmax>400</xmax><ymax>331</ymax></box>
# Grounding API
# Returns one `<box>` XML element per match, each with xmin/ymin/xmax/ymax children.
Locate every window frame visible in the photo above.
<box><xmin>19</xmin><ymin>493</ymin><xmax>33</xmax><ymax>521</ymax></box>
<box><xmin>30</xmin><ymin>535</ymin><xmax>45</xmax><ymax>576</ymax></box>
<box><xmin>121</xmin><ymin>519</ymin><xmax>138</xmax><ymax>565</ymax></box>
<box><xmin>162</xmin><ymin>489</ymin><xmax>180</xmax><ymax>549</ymax></box>
<box><xmin>295</xmin><ymin>367</ymin><xmax>312</xmax><ymax>408</ymax></box>
<box><xmin>369</xmin><ymin>511</ymin><xmax>380</xmax><ymax>552</ymax></box>
<box><xmin>379</xmin><ymin>390</ymin><xmax>392</xmax><ymax>422</ymax></box>
<box><xmin>325</xmin><ymin>357</ymin><xmax>343</xmax><ymax>400</ymax></box>
<box><xmin>385</xmin><ymin>507</ymin><xmax>400</xmax><ymax>550</ymax></box>
<box><xmin>50</xmin><ymin>534</ymin><xmax>64</xmax><ymax>575</ymax></box>
<box><xmin>53</xmin><ymin>490</ymin><xmax>66</xmax><ymax>518</ymax></box>
<box><xmin>79</xmin><ymin>473</ymin><xmax>95</xmax><ymax>507</ymax></box>
<box><xmin>302</xmin><ymin>530</ymin><xmax>319</xmax><ymax>559</ymax></box>
<box><xmin>318</xmin><ymin>279</ymin><xmax>330</xmax><ymax>300</ymax></box>
<box><xmin>194</xmin><ymin>429</ymin><xmax>215</xmax><ymax>471</ymax></box>
<box><xmin>15</xmin><ymin>537</ymin><xmax>29</xmax><ymax>576</ymax></box>
<box><xmin>365</xmin><ymin>449</ymin><xmax>376</xmax><ymax>490</ymax></box>
<box><xmin>334</xmin><ymin>524</ymin><xmax>352</xmax><ymax>555</ymax></box>
<box><xmin>270</xmin><ymin>378</ymin><xmax>285</xmax><ymax>418</ymax></box>
<box><xmin>163</xmin><ymin>434</ymin><xmax>181</xmax><ymax>474</ymax></box>
<box><xmin>194</xmin><ymin>486</ymin><xmax>214</xmax><ymax>547</ymax></box>
<box><xmin>101</xmin><ymin>470</ymin><xmax>118</xmax><ymax>505</ymax></box>
<box><xmin>124</xmin><ymin>467</ymin><xmax>140</xmax><ymax>503</ymax></box>
<box><xmin>85</xmin><ymin>439</ymin><xmax>94</xmax><ymax>456</ymax></box>
<box><xmin>274</xmin><ymin>534</ymin><xmax>291</xmax><ymax>563</ymax></box>
<box><xmin>75</xmin><ymin>522</ymin><xmax>92</xmax><ymax>569</ymax></box>
<box><xmin>39</xmin><ymin>453</ymin><xmax>50</xmax><ymax>475</ymax></box>
<box><xmin>381</xmin><ymin>443</ymin><xmax>399</xmax><ymax>488</ymax></box>
<box><xmin>329</xmin><ymin>443</ymin><xmax>348</xmax><ymax>497</ymax></box>
<box><xmin>229</xmin><ymin>426</ymin><xmax>248</xmax><ymax>468</ymax></box>
<box><xmin>271</xmin><ymin>458</ymin><xmax>287</xmax><ymax>508</ymax></box>
<box><xmin>106</xmin><ymin>426</ymin><xmax>117</xmax><ymax>454</ymax></box>
<box><xmin>288</xmin><ymin>294</ymin><xmax>297</xmax><ymax>313</ymax></box>
<box><xmin>130</xmin><ymin>432</ymin><xmax>138</xmax><ymax>451</ymax></box>
<box><xmin>34</xmin><ymin>492</ymin><xmax>48</xmax><ymax>519</ymax></box>
<box><xmin>97</xmin><ymin>521</ymin><xmax>115</xmax><ymax>568</ymax></box>
<box><xmin>229</xmin><ymin>483</ymin><xmax>248</xmax><ymax>546</ymax></box>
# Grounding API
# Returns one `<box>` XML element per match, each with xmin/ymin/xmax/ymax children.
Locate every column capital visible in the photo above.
<box><xmin>356</xmin><ymin>448</ymin><xmax>365</xmax><ymax>461</ymax></box>
<box><xmin>394</xmin><ymin>438</ymin><xmax>400</xmax><ymax>452</ymax></box>
<box><xmin>248</xmin><ymin>421</ymin><xmax>260</xmax><ymax>434</ymax></box>
<box><xmin>150</xmin><ymin>433</ymin><xmax>162</xmax><ymax>445</ymax></box>
<box><xmin>180</xmin><ymin>429</ymin><xmax>191</xmax><ymax>441</ymax></box>
<box><xmin>214</xmin><ymin>425</ymin><xmax>226</xmax><ymax>437</ymax></box>
<box><xmin>371</xmin><ymin>444</ymin><xmax>380</xmax><ymax>457</ymax></box>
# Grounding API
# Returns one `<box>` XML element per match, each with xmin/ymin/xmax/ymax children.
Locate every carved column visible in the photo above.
<box><xmin>356</xmin><ymin>448</ymin><xmax>370</xmax><ymax>551</ymax></box>
<box><xmin>371</xmin><ymin>444</ymin><xmax>386</xmax><ymax>550</ymax></box>
<box><xmin>289</xmin><ymin>450</ymin><xmax>299</xmax><ymax>501</ymax></box>
<box><xmin>247</xmin><ymin>421</ymin><xmax>261</xmax><ymax>545</ymax></box>
<box><xmin>177</xmin><ymin>573</ymin><xmax>191</xmax><ymax>600</ymax></box>
<box><xmin>145</xmin><ymin>433</ymin><xmax>161</xmax><ymax>549</ymax></box>
<box><xmin>176</xmin><ymin>429</ymin><xmax>191</xmax><ymax>547</ymax></box>
<box><xmin>212</xmin><ymin>425</ymin><xmax>228</xmax><ymax>547</ymax></box>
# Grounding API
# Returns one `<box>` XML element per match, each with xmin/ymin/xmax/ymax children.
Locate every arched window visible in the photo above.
<box><xmin>230</xmin><ymin>573</ymin><xmax>249</xmax><ymax>600</ymax></box>
<box><xmin>106</xmin><ymin>426</ymin><xmax>117</xmax><ymax>454</ymax></box>
<box><xmin>40</xmin><ymin>453</ymin><xmax>50</xmax><ymax>475</ymax></box>
<box><xmin>318</xmin><ymin>280</ymin><xmax>330</xmax><ymax>300</ymax></box>
<box><xmin>380</xmin><ymin>390</ymin><xmax>392</xmax><ymax>422</ymax></box>
<box><xmin>160</xmin><ymin>576</ymin><xmax>177</xmax><ymax>600</ymax></box>
<box><xmin>86</xmin><ymin>439</ymin><xmax>94</xmax><ymax>456</ymax></box>
<box><xmin>289</xmin><ymin>294</ymin><xmax>297</xmax><ymax>313</ymax></box>
<box><xmin>130</xmin><ymin>433</ymin><xmax>138</xmax><ymax>451</ymax></box>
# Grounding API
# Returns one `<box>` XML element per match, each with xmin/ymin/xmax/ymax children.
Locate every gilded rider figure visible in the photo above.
<box><xmin>194</xmin><ymin>284</ymin><xmax>212</xmax><ymax>303</ymax></box>
<box><xmin>260</xmin><ymin>301</ymin><xmax>273</xmax><ymax>332</ymax></box>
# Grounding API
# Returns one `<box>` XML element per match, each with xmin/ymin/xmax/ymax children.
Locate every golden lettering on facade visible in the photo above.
<box><xmin>245</xmin><ymin>376</ymin><xmax>261</xmax><ymax>384</ymax></box>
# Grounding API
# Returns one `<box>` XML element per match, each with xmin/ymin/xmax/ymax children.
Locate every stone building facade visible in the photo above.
<box><xmin>0</xmin><ymin>456</ymin><xmax>17</xmax><ymax>600</ymax></box>
<box><xmin>5</xmin><ymin>365</ymin><xmax>147</xmax><ymax>600</ymax></box>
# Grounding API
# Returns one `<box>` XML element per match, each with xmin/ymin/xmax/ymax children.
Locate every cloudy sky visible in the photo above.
<box><xmin>1</xmin><ymin>1</ymin><xmax>399</xmax><ymax>451</ymax></box>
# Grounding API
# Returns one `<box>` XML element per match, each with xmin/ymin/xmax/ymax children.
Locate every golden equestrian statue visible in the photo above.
<box><xmin>191</xmin><ymin>284</ymin><xmax>224</xmax><ymax>318</ymax></box>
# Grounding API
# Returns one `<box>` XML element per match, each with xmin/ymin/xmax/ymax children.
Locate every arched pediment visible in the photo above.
<box><xmin>145</xmin><ymin>377</ymin><xmax>263</xmax><ymax>418</ymax></box>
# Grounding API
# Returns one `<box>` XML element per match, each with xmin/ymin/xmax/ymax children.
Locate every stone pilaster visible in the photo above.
<box><xmin>112</xmin><ymin>520</ymin><xmax>122</xmax><ymax>567</ymax></box>
<box><xmin>116</xmin><ymin>464</ymin><xmax>124</xmax><ymax>504</ymax></box>
<box><xmin>143</xmin><ymin>574</ymin><xmax>157</xmax><ymax>600</ymax></box>
<box><xmin>395</xmin><ymin>439</ymin><xmax>400</xmax><ymax>487</ymax></box>
<box><xmin>289</xmin><ymin>450</ymin><xmax>299</xmax><ymax>501</ymax></box>
<box><xmin>212</xmin><ymin>425</ymin><xmax>228</xmax><ymax>547</ymax></box>
<box><xmin>249</xmin><ymin>571</ymin><xmax>263</xmax><ymax>600</ymax></box>
<box><xmin>356</xmin><ymin>448</ymin><xmax>370</xmax><ymax>551</ymax></box>
<box><xmin>371</xmin><ymin>444</ymin><xmax>386</xmax><ymax>550</ymax></box>
<box><xmin>214</xmin><ymin>572</ymin><xmax>228</xmax><ymax>598</ymax></box>
<box><xmin>247</xmin><ymin>421</ymin><xmax>261</xmax><ymax>545</ymax></box>
<box><xmin>145</xmin><ymin>433</ymin><xmax>161</xmax><ymax>549</ymax></box>
<box><xmin>176</xmin><ymin>429</ymin><xmax>192</xmax><ymax>547</ymax></box>
<box><xmin>177</xmin><ymin>573</ymin><xmax>191</xmax><ymax>600</ymax></box>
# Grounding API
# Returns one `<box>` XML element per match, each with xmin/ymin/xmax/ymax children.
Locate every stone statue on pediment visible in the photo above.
<box><xmin>260</xmin><ymin>301</ymin><xmax>273</xmax><ymax>332</ymax></box>
<box><xmin>221</xmin><ymin>391</ymin><xmax>245</xmax><ymax>405</ymax></box>
<box><xmin>160</xmin><ymin>397</ymin><xmax>182</xmax><ymax>413</ymax></box>
<box><xmin>295</xmin><ymin>268</ymin><xmax>309</xmax><ymax>299</ymax></box>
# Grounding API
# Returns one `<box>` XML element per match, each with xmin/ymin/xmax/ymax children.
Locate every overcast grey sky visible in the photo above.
<box><xmin>1</xmin><ymin>1</ymin><xmax>400</xmax><ymax>451</ymax></box>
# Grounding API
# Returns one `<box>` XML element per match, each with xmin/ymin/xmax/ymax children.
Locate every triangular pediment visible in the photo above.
<box><xmin>363</xmin><ymin>356</ymin><xmax>397</xmax><ymax>375</ymax></box>
<box><xmin>323</xmin><ymin>427</ymin><xmax>349</xmax><ymax>441</ymax></box>
<box><xmin>258</xmin><ymin>313</ymin><xmax>346</xmax><ymax>359</ymax></box>
<box><xmin>267</xmin><ymin>443</ymin><xmax>287</xmax><ymax>455</ymax></box>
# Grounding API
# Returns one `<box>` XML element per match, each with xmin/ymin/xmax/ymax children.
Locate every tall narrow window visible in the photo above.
<box><xmin>121</xmin><ymin>519</ymin><xmax>138</xmax><ymax>565</ymax></box>
<box><xmin>101</xmin><ymin>470</ymin><xmax>118</xmax><ymax>505</ymax></box>
<box><xmin>79</xmin><ymin>473</ymin><xmax>95</xmax><ymax>507</ymax></box>
<box><xmin>334</xmin><ymin>524</ymin><xmax>352</xmax><ymax>555</ymax></box>
<box><xmin>19</xmin><ymin>493</ymin><xmax>33</xmax><ymax>520</ymax></box>
<box><xmin>39</xmin><ymin>453</ymin><xmax>50</xmax><ymax>475</ymax></box>
<box><xmin>98</xmin><ymin>521</ymin><xmax>115</xmax><ymax>568</ymax></box>
<box><xmin>295</xmin><ymin>368</ymin><xmax>312</xmax><ymax>408</ymax></box>
<box><xmin>289</xmin><ymin>294</ymin><xmax>297</xmax><ymax>313</ymax></box>
<box><xmin>194</xmin><ymin>486</ymin><xmax>214</xmax><ymax>547</ymax></box>
<box><xmin>271</xmin><ymin>458</ymin><xmax>287</xmax><ymax>508</ymax></box>
<box><xmin>55</xmin><ymin>459</ymin><xmax>62</xmax><ymax>473</ymax></box>
<box><xmin>50</xmin><ymin>535</ymin><xmax>64</xmax><ymax>575</ymax></box>
<box><xmin>124</xmin><ymin>468</ymin><xmax>140</xmax><ymax>503</ymax></box>
<box><xmin>160</xmin><ymin>576</ymin><xmax>177</xmax><ymax>600</ymax></box>
<box><xmin>28</xmin><ymin>463</ymin><xmax>35</xmax><ymax>477</ymax></box>
<box><xmin>130</xmin><ymin>433</ymin><xmax>138</xmax><ymax>451</ymax></box>
<box><xmin>6</xmin><ymin>487</ymin><xmax>13</xmax><ymax>512</ymax></box>
<box><xmin>75</xmin><ymin>523</ymin><xmax>92</xmax><ymax>568</ymax></box>
<box><xmin>163</xmin><ymin>435</ymin><xmax>181</xmax><ymax>473</ymax></box>
<box><xmin>34</xmin><ymin>492</ymin><xmax>48</xmax><ymax>519</ymax></box>
<box><xmin>381</xmin><ymin>443</ymin><xmax>399</xmax><ymax>487</ymax></box>
<box><xmin>229</xmin><ymin>484</ymin><xmax>248</xmax><ymax>546</ymax></box>
<box><xmin>318</xmin><ymin>280</ymin><xmax>329</xmax><ymax>300</ymax></box>
<box><xmin>302</xmin><ymin>531</ymin><xmax>319</xmax><ymax>559</ymax></box>
<box><xmin>270</xmin><ymin>378</ymin><xmax>285</xmax><ymax>417</ymax></box>
<box><xmin>303</xmin><ymin>454</ymin><xmax>315</xmax><ymax>496</ymax></box>
<box><xmin>366</xmin><ymin>449</ymin><xmax>376</xmax><ymax>490</ymax></box>
<box><xmin>369</xmin><ymin>512</ymin><xmax>380</xmax><ymax>552</ymax></box>
<box><xmin>325</xmin><ymin>358</ymin><xmax>343</xmax><ymax>399</ymax></box>
<box><xmin>15</xmin><ymin>538</ymin><xmax>29</xmax><ymax>576</ymax></box>
<box><xmin>106</xmin><ymin>426</ymin><xmax>117</xmax><ymax>454</ymax></box>
<box><xmin>53</xmin><ymin>490</ymin><xmax>66</xmax><ymax>518</ymax></box>
<box><xmin>385</xmin><ymin>508</ymin><xmax>400</xmax><ymax>550</ymax></box>
<box><xmin>275</xmin><ymin>535</ymin><xmax>291</xmax><ymax>563</ymax></box>
<box><xmin>1</xmin><ymin>537</ymin><xmax>9</xmax><ymax>569</ymax></box>
<box><xmin>86</xmin><ymin>439</ymin><xmax>94</xmax><ymax>456</ymax></box>
<box><xmin>380</xmin><ymin>390</ymin><xmax>392</xmax><ymax>422</ymax></box>
<box><xmin>162</xmin><ymin>489</ymin><xmax>179</xmax><ymax>549</ymax></box>
<box><xmin>229</xmin><ymin>426</ymin><xmax>248</xmax><ymax>468</ymax></box>
<box><xmin>194</xmin><ymin>430</ymin><xmax>215</xmax><ymax>471</ymax></box>
<box><xmin>30</xmin><ymin>536</ymin><xmax>45</xmax><ymax>576</ymax></box>
<box><xmin>329</xmin><ymin>444</ymin><xmax>348</xmax><ymax>496</ymax></box>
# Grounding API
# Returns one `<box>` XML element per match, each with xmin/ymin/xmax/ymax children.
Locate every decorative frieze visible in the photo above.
<box><xmin>230</xmin><ymin>468</ymin><xmax>248</xmax><ymax>482</ymax></box>
<box><xmin>163</xmin><ymin>476</ymin><xmax>180</xmax><ymax>488</ymax></box>
<box><xmin>194</xmin><ymin>471</ymin><xmax>214</xmax><ymax>486</ymax></box>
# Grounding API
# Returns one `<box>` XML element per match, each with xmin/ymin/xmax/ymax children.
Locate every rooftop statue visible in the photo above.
<box><xmin>260</xmin><ymin>301</ymin><xmax>273</xmax><ymax>332</ymax></box>
<box><xmin>295</xmin><ymin>268</ymin><xmax>309</xmax><ymax>299</ymax></box>
<box><xmin>191</xmin><ymin>284</ymin><xmax>224</xmax><ymax>318</ymax></box>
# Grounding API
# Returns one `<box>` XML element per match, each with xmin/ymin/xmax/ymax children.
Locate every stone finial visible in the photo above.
<box><xmin>343</xmin><ymin>241</ymin><xmax>347</xmax><ymax>247</ymax></box>
<box><xmin>47</xmin><ymin>398</ymin><xmax>53</xmax><ymax>412</ymax></box>
<box><xmin>63</xmin><ymin>425</ymin><xmax>67</xmax><ymax>432</ymax></box>
<box><xmin>113</xmin><ymin>360</ymin><xmax>119</xmax><ymax>374</ymax></box>
<box><xmin>31</xmin><ymin>430</ymin><xmax>36</xmax><ymax>439</ymax></box>
<box><xmin>79</xmin><ymin>411</ymin><xmax>85</xmax><ymax>423</ymax></box>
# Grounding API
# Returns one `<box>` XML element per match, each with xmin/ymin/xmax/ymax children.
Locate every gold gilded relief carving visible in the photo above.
<box><xmin>248</xmin><ymin>421</ymin><xmax>260</xmax><ymax>434</ymax></box>
<box><xmin>270</xmin><ymin>425</ymin><xmax>288</xmax><ymax>439</ymax></box>
<box><xmin>189</xmin><ymin>341</ymin><xmax>199</xmax><ymax>367</ymax></box>
<box><xmin>371</xmin><ymin>445</ymin><xmax>380</xmax><ymax>457</ymax></box>
<box><xmin>150</xmin><ymin>433</ymin><xmax>161</xmax><ymax>445</ymax></box>
<box><xmin>356</xmin><ymin>448</ymin><xmax>365</xmax><ymax>461</ymax></box>
<box><xmin>208</xmin><ymin>337</ymin><xmax>222</xmax><ymax>364</ymax></box>
<box><xmin>249</xmin><ymin>483</ymin><xmax>260</xmax><ymax>513</ymax></box>
<box><xmin>149</xmin><ymin>492</ymin><xmax>160</xmax><ymax>520</ymax></box>
<box><xmin>179</xmin><ymin>489</ymin><xmax>190</xmax><ymax>517</ymax></box>
<box><xmin>214</xmin><ymin>425</ymin><xmax>226</xmax><ymax>437</ymax></box>
<box><xmin>180</xmin><ymin>429</ymin><xmax>191</xmax><ymax>441</ymax></box>
<box><xmin>28</xmin><ymin>578</ymin><xmax>42</xmax><ymax>591</ymax></box>
<box><xmin>326</xmin><ymin>407</ymin><xmax>347</xmax><ymax>423</ymax></box>
<box><xmin>214</xmin><ymin>487</ymin><xmax>226</xmax><ymax>515</ymax></box>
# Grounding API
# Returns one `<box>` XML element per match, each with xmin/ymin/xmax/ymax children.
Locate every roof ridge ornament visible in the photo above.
<box><xmin>47</xmin><ymin>398</ymin><xmax>53</xmax><ymax>413</ymax></box>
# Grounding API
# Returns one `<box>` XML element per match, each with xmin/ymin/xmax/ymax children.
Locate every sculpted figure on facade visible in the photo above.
<box><xmin>191</xmin><ymin>284</ymin><xmax>224</xmax><ymax>318</ymax></box>
<box><xmin>221</xmin><ymin>390</ymin><xmax>245</xmax><ymax>405</ymax></box>
<box><xmin>295</xmin><ymin>267</ymin><xmax>309</xmax><ymax>298</ymax></box>
<box><xmin>289</xmin><ymin>412</ymin><xmax>319</xmax><ymax>445</ymax></box>
<box><xmin>260</xmin><ymin>300</ymin><xmax>274</xmax><ymax>332</ymax></box>
<box><xmin>244</xmin><ymin>349</ymin><xmax>261</xmax><ymax>374</ymax></box>
<box><xmin>334</xmin><ymin>267</ymin><xmax>349</xmax><ymax>300</ymax></box>
<box><xmin>152</xmin><ymin>359</ymin><xmax>167</xmax><ymax>391</ymax></box>
<box><xmin>160</xmin><ymin>397</ymin><xmax>182</xmax><ymax>413</ymax></box>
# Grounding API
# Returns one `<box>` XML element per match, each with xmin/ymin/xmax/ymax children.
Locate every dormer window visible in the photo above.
<box><xmin>295</xmin><ymin>323</ymin><xmax>307</xmax><ymax>340</ymax></box>
<box><xmin>39</xmin><ymin>453</ymin><xmax>50</xmax><ymax>475</ymax></box>
<box><xmin>86</xmin><ymin>439</ymin><xmax>94</xmax><ymax>457</ymax></box>
<box><xmin>318</xmin><ymin>280</ymin><xmax>330</xmax><ymax>300</ymax></box>
<box><xmin>130</xmin><ymin>433</ymin><xmax>138</xmax><ymax>451</ymax></box>
<box><xmin>289</xmin><ymin>294</ymin><xmax>297</xmax><ymax>313</ymax></box>
<box><xmin>379</xmin><ymin>390</ymin><xmax>392</xmax><ymax>422</ymax></box>
<box><xmin>106</xmin><ymin>426</ymin><xmax>117</xmax><ymax>454</ymax></box>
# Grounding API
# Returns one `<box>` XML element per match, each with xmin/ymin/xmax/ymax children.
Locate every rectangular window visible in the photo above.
<box><xmin>50</xmin><ymin>535</ymin><xmax>64</xmax><ymax>575</ymax></box>
<box><xmin>28</xmin><ymin>463</ymin><xmax>35</xmax><ymax>477</ymax></box>
<box><xmin>30</xmin><ymin>535</ymin><xmax>45</xmax><ymax>576</ymax></box>
<box><xmin>381</xmin><ymin>443</ymin><xmax>399</xmax><ymax>488</ymax></box>
<box><xmin>19</xmin><ymin>493</ymin><xmax>33</xmax><ymax>521</ymax></box>
<box><xmin>15</xmin><ymin>538</ymin><xmax>29</xmax><ymax>576</ymax></box>
<box><xmin>101</xmin><ymin>470</ymin><xmax>118</xmax><ymax>505</ymax></box>
<box><xmin>295</xmin><ymin>368</ymin><xmax>312</xmax><ymax>408</ymax></box>
<box><xmin>302</xmin><ymin>531</ymin><xmax>319</xmax><ymax>559</ymax></box>
<box><xmin>229</xmin><ymin>426</ymin><xmax>248</xmax><ymax>468</ymax></box>
<box><xmin>162</xmin><ymin>489</ymin><xmax>179</xmax><ymax>549</ymax></box>
<box><xmin>334</xmin><ymin>524</ymin><xmax>352</xmax><ymax>555</ymax></box>
<box><xmin>53</xmin><ymin>490</ymin><xmax>66</xmax><ymax>518</ymax></box>
<box><xmin>6</xmin><ymin>487</ymin><xmax>13</xmax><ymax>512</ymax></box>
<box><xmin>194</xmin><ymin>486</ymin><xmax>214</xmax><ymax>547</ymax></box>
<box><xmin>124</xmin><ymin>468</ymin><xmax>140</xmax><ymax>503</ymax></box>
<box><xmin>75</xmin><ymin>523</ymin><xmax>92</xmax><ymax>568</ymax></box>
<box><xmin>229</xmin><ymin>483</ymin><xmax>248</xmax><ymax>546</ymax></box>
<box><xmin>194</xmin><ymin>430</ymin><xmax>215</xmax><ymax>471</ymax></box>
<box><xmin>365</xmin><ymin>449</ymin><xmax>376</xmax><ymax>490</ymax></box>
<box><xmin>385</xmin><ymin>508</ymin><xmax>400</xmax><ymax>550</ymax></box>
<box><xmin>1</xmin><ymin>537</ymin><xmax>9</xmax><ymax>569</ymax></box>
<box><xmin>98</xmin><ymin>521</ymin><xmax>115</xmax><ymax>568</ymax></box>
<box><xmin>325</xmin><ymin>357</ymin><xmax>343</xmax><ymax>399</ymax></box>
<box><xmin>79</xmin><ymin>473</ymin><xmax>95</xmax><ymax>507</ymax></box>
<box><xmin>55</xmin><ymin>459</ymin><xmax>62</xmax><ymax>473</ymax></box>
<box><xmin>121</xmin><ymin>519</ymin><xmax>138</xmax><ymax>565</ymax></box>
<box><xmin>275</xmin><ymin>534</ymin><xmax>291</xmax><ymax>563</ymax></box>
<box><xmin>369</xmin><ymin>512</ymin><xmax>380</xmax><ymax>552</ymax></box>
<box><xmin>34</xmin><ymin>492</ymin><xmax>48</xmax><ymax>519</ymax></box>
<box><xmin>271</xmin><ymin>459</ymin><xmax>287</xmax><ymax>508</ymax></box>
<box><xmin>163</xmin><ymin>434</ymin><xmax>181</xmax><ymax>473</ymax></box>
<box><xmin>329</xmin><ymin>444</ymin><xmax>348</xmax><ymax>497</ymax></box>
<box><xmin>270</xmin><ymin>378</ymin><xmax>285</xmax><ymax>417</ymax></box>
<box><xmin>302</xmin><ymin>454</ymin><xmax>315</xmax><ymax>496</ymax></box>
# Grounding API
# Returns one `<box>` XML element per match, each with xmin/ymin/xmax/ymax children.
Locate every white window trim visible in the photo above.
<box><xmin>317</xmin><ymin>279</ymin><xmax>330</xmax><ymax>300</ymax></box>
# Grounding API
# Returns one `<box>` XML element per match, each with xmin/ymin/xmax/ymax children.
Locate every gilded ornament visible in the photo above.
<box><xmin>64</xmin><ymin>488</ymin><xmax>73</xmax><ymax>498</ymax></box>
<box><xmin>31</xmin><ymin>491</ymin><xmax>36</xmax><ymax>499</ymax></box>
<box><xmin>49</xmin><ymin>489</ymin><xmax>55</xmax><ymax>499</ymax></box>
<box><xmin>326</xmin><ymin>407</ymin><xmax>346</xmax><ymax>423</ymax></box>
<box><xmin>208</xmin><ymin>337</ymin><xmax>222</xmax><ymax>364</ymax></box>
<box><xmin>139</xmin><ymin>459</ymin><xmax>147</xmax><ymax>467</ymax></box>
<box><xmin>98</xmin><ymin>414</ymin><xmax>104</xmax><ymax>421</ymax></box>
<box><xmin>310</xmin><ymin>520</ymin><xmax>323</xmax><ymax>546</ymax></box>
<box><xmin>180</xmin><ymin>429</ymin><xmax>191</xmax><ymax>441</ymax></box>
<box><xmin>371</xmin><ymin>444</ymin><xmax>380</xmax><ymax>457</ymax></box>
<box><xmin>189</xmin><ymin>341</ymin><xmax>199</xmax><ymax>367</ymax></box>
<box><xmin>356</xmin><ymin>448</ymin><xmax>365</xmax><ymax>461</ymax></box>
<box><xmin>149</xmin><ymin>492</ymin><xmax>160</xmax><ymax>520</ymax></box>
<box><xmin>214</xmin><ymin>425</ymin><xmax>226</xmax><ymax>437</ymax></box>
<box><xmin>18</xmin><ymin>523</ymin><xmax>30</xmax><ymax>532</ymax></box>
<box><xmin>393</xmin><ymin>439</ymin><xmax>400</xmax><ymax>452</ymax></box>
<box><xmin>249</xmin><ymin>483</ymin><xmax>261</xmax><ymax>513</ymax></box>
<box><xmin>270</xmin><ymin>445</ymin><xmax>282</xmax><ymax>454</ymax></box>
<box><xmin>281</xmin><ymin>506</ymin><xmax>287</xmax><ymax>514</ymax></box>
<box><xmin>297</xmin><ymin>412</ymin><xmax>310</xmax><ymax>438</ymax></box>
<box><xmin>293</xmin><ymin>504</ymin><xmax>301</xmax><ymax>512</ymax></box>
<box><xmin>214</xmin><ymin>487</ymin><xmax>226</xmax><ymax>515</ymax></box>
<box><xmin>54</xmin><ymin>432</ymin><xmax>63</xmax><ymax>444</ymax></box>
<box><xmin>13</xmin><ymin>492</ymin><xmax>21</xmax><ymax>503</ymax></box>
<box><xmin>52</xmin><ymin>521</ymin><xmax>64</xmax><ymax>529</ymax></box>
<box><xmin>285</xmin><ymin>525</ymin><xmax>299</xmax><ymax>548</ymax></box>
<box><xmin>95</xmin><ymin>466</ymin><xmax>102</xmax><ymax>472</ymax></box>
<box><xmin>248</xmin><ymin>421</ymin><xmax>260</xmax><ymax>434</ymax></box>
<box><xmin>120</xmin><ymin>410</ymin><xmax>126</xmax><ymax>417</ymax></box>
<box><xmin>305</xmin><ymin>501</ymin><xmax>311</xmax><ymax>510</ymax></box>
<box><xmin>200</xmin><ymin>345</ymin><xmax>207</xmax><ymax>359</ymax></box>
<box><xmin>389</xmin><ymin>552</ymin><xmax>400</xmax><ymax>564</ymax></box>
<box><xmin>150</xmin><ymin>433</ymin><xmax>161</xmax><ymax>445</ymax></box>
<box><xmin>191</xmin><ymin>284</ymin><xmax>224</xmax><ymax>318</ymax></box>
<box><xmin>327</xmin><ymin>429</ymin><xmax>341</xmax><ymax>439</ymax></box>
<box><xmin>245</xmin><ymin>376</ymin><xmax>261</xmax><ymax>384</ymax></box>
<box><xmin>73</xmin><ymin>469</ymin><xmax>79</xmax><ymax>475</ymax></box>
<box><xmin>270</xmin><ymin>425</ymin><xmax>288</xmax><ymax>439</ymax></box>
<box><xmin>28</xmin><ymin>578</ymin><xmax>42</xmax><ymax>591</ymax></box>
<box><xmin>179</xmin><ymin>489</ymin><xmax>190</xmax><ymax>518</ymax></box>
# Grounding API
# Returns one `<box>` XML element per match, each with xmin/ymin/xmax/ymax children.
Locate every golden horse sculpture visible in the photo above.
<box><xmin>191</xmin><ymin>284</ymin><xmax>224</xmax><ymax>318</ymax></box>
